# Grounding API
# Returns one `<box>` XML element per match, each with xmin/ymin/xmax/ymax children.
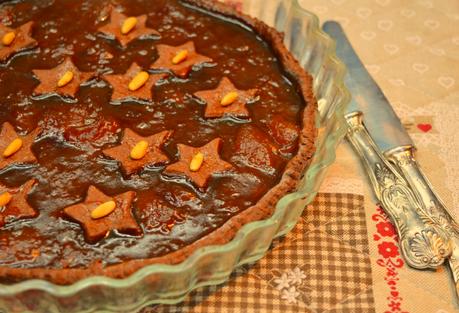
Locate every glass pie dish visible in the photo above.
<box><xmin>0</xmin><ymin>0</ymin><xmax>350</xmax><ymax>312</ymax></box>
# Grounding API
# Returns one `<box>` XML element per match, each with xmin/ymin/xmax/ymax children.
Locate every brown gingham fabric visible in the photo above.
<box><xmin>142</xmin><ymin>193</ymin><xmax>376</xmax><ymax>313</ymax></box>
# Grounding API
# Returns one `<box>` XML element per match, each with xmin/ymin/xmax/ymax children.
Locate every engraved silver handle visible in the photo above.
<box><xmin>345</xmin><ymin>112</ymin><xmax>451</xmax><ymax>269</ymax></box>
<box><xmin>448</xmin><ymin>243</ymin><xmax>459</xmax><ymax>295</ymax></box>
<box><xmin>386</xmin><ymin>146</ymin><xmax>459</xmax><ymax>292</ymax></box>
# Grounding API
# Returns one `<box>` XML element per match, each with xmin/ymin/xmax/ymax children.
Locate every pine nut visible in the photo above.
<box><xmin>0</xmin><ymin>192</ymin><xmax>12</xmax><ymax>207</ymax></box>
<box><xmin>91</xmin><ymin>200</ymin><xmax>116</xmax><ymax>219</ymax></box>
<box><xmin>57</xmin><ymin>71</ymin><xmax>74</xmax><ymax>87</ymax></box>
<box><xmin>121</xmin><ymin>17</ymin><xmax>138</xmax><ymax>35</ymax></box>
<box><xmin>172</xmin><ymin>49</ymin><xmax>188</xmax><ymax>65</ymax></box>
<box><xmin>189</xmin><ymin>152</ymin><xmax>204</xmax><ymax>172</ymax></box>
<box><xmin>3</xmin><ymin>138</ymin><xmax>23</xmax><ymax>158</ymax></box>
<box><xmin>220</xmin><ymin>91</ymin><xmax>239</xmax><ymax>106</ymax></box>
<box><xmin>128</xmin><ymin>71</ymin><xmax>149</xmax><ymax>91</ymax></box>
<box><xmin>2</xmin><ymin>32</ymin><xmax>16</xmax><ymax>46</ymax></box>
<box><xmin>130</xmin><ymin>140</ymin><xmax>149</xmax><ymax>160</ymax></box>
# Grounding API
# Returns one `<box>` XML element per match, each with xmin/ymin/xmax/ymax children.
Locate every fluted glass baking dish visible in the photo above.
<box><xmin>0</xmin><ymin>0</ymin><xmax>350</xmax><ymax>312</ymax></box>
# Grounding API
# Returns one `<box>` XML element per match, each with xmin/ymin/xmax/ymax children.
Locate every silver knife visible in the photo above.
<box><xmin>323</xmin><ymin>21</ymin><xmax>459</xmax><ymax>294</ymax></box>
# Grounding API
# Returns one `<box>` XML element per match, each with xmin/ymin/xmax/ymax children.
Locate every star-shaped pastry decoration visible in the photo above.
<box><xmin>0</xmin><ymin>21</ymin><xmax>37</xmax><ymax>62</ymax></box>
<box><xmin>63</xmin><ymin>186</ymin><xmax>142</xmax><ymax>243</ymax></box>
<box><xmin>151</xmin><ymin>41</ymin><xmax>213</xmax><ymax>78</ymax></box>
<box><xmin>0</xmin><ymin>122</ymin><xmax>39</xmax><ymax>171</ymax></box>
<box><xmin>103</xmin><ymin>128</ymin><xmax>172</xmax><ymax>175</ymax></box>
<box><xmin>32</xmin><ymin>57</ymin><xmax>95</xmax><ymax>98</ymax></box>
<box><xmin>103</xmin><ymin>63</ymin><xmax>163</xmax><ymax>102</ymax></box>
<box><xmin>98</xmin><ymin>7</ymin><xmax>160</xmax><ymax>47</ymax></box>
<box><xmin>163</xmin><ymin>138</ymin><xmax>233</xmax><ymax>189</ymax></box>
<box><xmin>0</xmin><ymin>179</ymin><xmax>37</xmax><ymax>228</ymax></box>
<box><xmin>194</xmin><ymin>77</ymin><xmax>258</xmax><ymax>119</ymax></box>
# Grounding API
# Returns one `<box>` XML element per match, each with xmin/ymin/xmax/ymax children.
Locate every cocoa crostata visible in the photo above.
<box><xmin>0</xmin><ymin>0</ymin><xmax>316</xmax><ymax>284</ymax></box>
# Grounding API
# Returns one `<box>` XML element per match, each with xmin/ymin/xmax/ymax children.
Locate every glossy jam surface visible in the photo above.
<box><xmin>0</xmin><ymin>0</ymin><xmax>307</xmax><ymax>269</ymax></box>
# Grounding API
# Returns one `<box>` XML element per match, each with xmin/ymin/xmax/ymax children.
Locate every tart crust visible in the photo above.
<box><xmin>0</xmin><ymin>0</ymin><xmax>317</xmax><ymax>284</ymax></box>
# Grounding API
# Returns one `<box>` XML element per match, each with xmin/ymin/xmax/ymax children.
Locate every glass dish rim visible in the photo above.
<box><xmin>0</xmin><ymin>0</ymin><xmax>351</xmax><ymax>298</ymax></box>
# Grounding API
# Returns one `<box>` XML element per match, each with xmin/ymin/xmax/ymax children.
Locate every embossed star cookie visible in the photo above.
<box><xmin>0</xmin><ymin>179</ymin><xmax>37</xmax><ymax>228</ymax></box>
<box><xmin>63</xmin><ymin>186</ymin><xmax>141</xmax><ymax>243</ymax></box>
<box><xmin>0</xmin><ymin>122</ymin><xmax>39</xmax><ymax>171</ymax></box>
<box><xmin>151</xmin><ymin>41</ymin><xmax>213</xmax><ymax>78</ymax></box>
<box><xmin>102</xmin><ymin>128</ymin><xmax>172</xmax><ymax>175</ymax></box>
<box><xmin>163</xmin><ymin>138</ymin><xmax>233</xmax><ymax>189</ymax></box>
<box><xmin>32</xmin><ymin>57</ymin><xmax>95</xmax><ymax>98</ymax></box>
<box><xmin>98</xmin><ymin>7</ymin><xmax>160</xmax><ymax>47</ymax></box>
<box><xmin>0</xmin><ymin>21</ymin><xmax>37</xmax><ymax>62</ymax></box>
<box><xmin>103</xmin><ymin>63</ymin><xmax>163</xmax><ymax>102</ymax></box>
<box><xmin>194</xmin><ymin>77</ymin><xmax>258</xmax><ymax>119</ymax></box>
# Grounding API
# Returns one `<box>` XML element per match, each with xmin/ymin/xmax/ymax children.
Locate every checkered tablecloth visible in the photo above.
<box><xmin>144</xmin><ymin>0</ymin><xmax>459</xmax><ymax>312</ymax></box>
<box><xmin>144</xmin><ymin>194</ymin><xmax>375</xmax><ymax>313</ymax></box>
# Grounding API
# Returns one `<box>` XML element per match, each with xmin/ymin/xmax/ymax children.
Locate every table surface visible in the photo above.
<box><xmin>143</xmin><ymin>0</ymin><xmax>459</xmax><ymax>312</ymax></box>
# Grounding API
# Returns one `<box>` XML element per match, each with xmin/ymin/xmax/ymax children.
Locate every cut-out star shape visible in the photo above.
<box><xmin>63</xmin><ymin>186</ymin><xmax>142</xmax><ymax>243</ymax></box>
<box><xmin>0</xmin><ymin>179</ymin><xmax>37</xmax><ymax>228</ymax></box>
<box><xmin>0</xmin><ymin>122</ymin><xmax>39</xmax><ymax>171</ymax></box>
<box><xmin>151</xmin><ymin>41</ymin><xmax>213</xmax><ymax>78</ymax></box>
<box><xmin>98</xmin><ymin>7</ymin><xmax>160</xmax><ymax>47</ymax></box>
<box><xmin>103</xmin><ymin>128</ymin><xmax>172</xmax><ymax>175</ymax></box>
<box><xmin>103</xmin><ymin>63</ymin><xmax>163</xmax><ymax>102</ymax></box>
<box><xmin>0</xmin><ymin>21</ymin><xmax>37</xmax><ymax>62</ymax></box>
<box><xmin>163</xmin><ymin>138</ymin><xmax>233</xmax><ymax>189</ymax></box>
<box><xmin>32</xmin><ymin>57</ymin><xmax>95</xmax><ymax>98</ymax></box>
<box><xmin>194</xmin><ymin>77</ymin><xmax>258</xmax><ymax>119</ymax></box>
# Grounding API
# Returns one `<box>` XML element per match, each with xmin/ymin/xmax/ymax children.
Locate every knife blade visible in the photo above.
<box><xmin>322</xmin><ymin>21</ymin><xmax>412</xmax><ymax>153</ymax></box>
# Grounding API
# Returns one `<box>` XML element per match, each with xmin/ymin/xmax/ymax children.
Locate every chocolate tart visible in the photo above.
<box><xmin>0</xmin><ymin>0</ymin><xmax>316</xmax><ymax>285</ymax></box>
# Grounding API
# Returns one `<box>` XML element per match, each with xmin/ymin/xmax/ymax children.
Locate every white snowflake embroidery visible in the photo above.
<box><xmin>281</xmin><ymin>286</ymin><xmax>300</xmax><ymax>304</ymax></box>
<box><xmin>287</xmin><ymin>267</ymin><xmax>306</xmax><ymax>285</ymax></box>
<box><xmin>273</xmin><ymin>272</ymin><xmax>291</xmax><ymax>290</ymax></box>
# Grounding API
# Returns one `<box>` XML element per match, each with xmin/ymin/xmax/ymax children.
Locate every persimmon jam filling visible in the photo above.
<box><xmin>0</xmin><ymin>0</ymin><xmax>307</xmax><ymax>270</ymax></box>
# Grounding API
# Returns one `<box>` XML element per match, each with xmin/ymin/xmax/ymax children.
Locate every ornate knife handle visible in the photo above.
<box><xmin>386</xmin><ymin>146</ymin><xmax>459</xmax><ymax>289</ymax></box>
<box><xmin>345</xmin><ymin>112</ymin><xmax>451</xmax><ymax>269</ymax></box>
<box><xmin>385</xmin><ymin>146</ymin><xmax>459</xmax><ymax>235</ymax></box>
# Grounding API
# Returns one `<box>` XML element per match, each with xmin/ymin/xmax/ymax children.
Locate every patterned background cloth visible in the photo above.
<box><xmin>144</xmin><ymin>0</ymin><xmax>459</xmax><ymax>312</ymax></box>
<box><xmin>146</xmin><ymin>194</ymin><xmax>376</xmax><ymax>313</ymax></box>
